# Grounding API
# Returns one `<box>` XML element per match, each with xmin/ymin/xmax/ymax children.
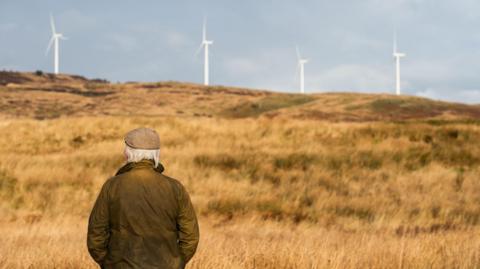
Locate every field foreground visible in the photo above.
<box><xmin>1</xmin><ymin>217</ymin><xmax>479</xmax><ymax>269</ymax></box>
<box><xmin>0</xmin><ymin>115</ymin><xmax>479</xmax><ymax>268</ymax></box>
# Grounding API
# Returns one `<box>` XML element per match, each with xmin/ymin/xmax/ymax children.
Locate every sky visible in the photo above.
<box><xmin>1</xmin><ymin>0</ymin><xmax>480</xmax><ymax>103</ymax></box>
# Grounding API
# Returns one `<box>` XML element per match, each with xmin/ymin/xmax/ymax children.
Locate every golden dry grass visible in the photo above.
<box><xmin>1</xmin><ymin>115</ymin><xmax>480</xmax><ymax>268</ymax></box>
<box><xmin>2</xmin><ymin>217</ymin><xmax>479</xmax><ymax>269</ymax></box>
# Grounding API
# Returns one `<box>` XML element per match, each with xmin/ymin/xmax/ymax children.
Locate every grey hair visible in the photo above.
<box><xmin>124</xmin><ymin>144</ymin><xmax>160</xmax><ymax>167</ymax></box>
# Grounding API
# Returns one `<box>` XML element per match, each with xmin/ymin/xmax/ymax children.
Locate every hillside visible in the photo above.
<box><xmin>1</xmin><ymin>71</ymin><xmax>479</xmax><ymax>121</ymax></box>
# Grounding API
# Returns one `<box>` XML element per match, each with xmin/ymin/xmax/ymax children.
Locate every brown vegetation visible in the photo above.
<box><xmin>0</xmin><ymin>71</ymin><xmax>479</xmax><ymax>268</ymax></box>
<box><xmin>1</xmin><ymin>71</ymin><xmax>480</xmax><ymax>122</ymax></box>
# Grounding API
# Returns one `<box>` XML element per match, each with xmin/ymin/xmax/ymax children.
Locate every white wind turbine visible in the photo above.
<box><xmin>393</xmin><ymin>32</ymin><xmax>406</xmax><ymax>95</ymax></box>
<box><xmin>196</xmin><ymin>18</ymin><xmax>213</xmax><ymax>86</ymax></box>
<box><xmin>295</xmin><ymin>46</ymin><xmax>309</xmax><ymax>94</ymax></box>
<box><xmin>46</xmin><ymin>15</ymin><xmax>67</xmax><ymax>75</ymax></box>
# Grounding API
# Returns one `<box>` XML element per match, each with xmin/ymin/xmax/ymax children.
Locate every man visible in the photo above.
<box><xmin>87</xmin><ymin>127</ymin><xmax>199</xmax><ymax>269</ymax></box>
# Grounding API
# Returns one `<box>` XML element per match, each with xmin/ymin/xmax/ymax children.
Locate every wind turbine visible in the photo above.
<box><xmin>295</xmin><ymin>46</ymin><xmax>309</xmax><ymax>94</ymax></box>
<box><xmin>196</xmin><ymin>18</ymin><xmax>213</xmax><ymax>86</ymax></box>
<box><xmin>393</xmin><ymin>32</ymin><xmax>406</xmax><ymax>95</ymax></box>
<box><xmin>46</xmin><ymin>15</ymin><xmax>67</xmax><ymax>75</ymax></box>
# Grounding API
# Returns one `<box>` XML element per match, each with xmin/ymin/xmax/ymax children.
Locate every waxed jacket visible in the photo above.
<box><xmin>87</xmin><ymin>160</ymin><xmax>199</xmax><ymax>269</ymax></box>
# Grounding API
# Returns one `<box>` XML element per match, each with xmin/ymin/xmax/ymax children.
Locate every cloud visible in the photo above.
<box><xmin>58</xmin><ymin>9</ymin><xmax>97</xmax><ymax>30</ymax></box>
<box><xmin>416</xmin><ymin>88</ymin><xmax>480</xmax><ymax>104</ymax></box>
<box><xmin>165</xmin><ymin>31</ymin><xmax>190</xmax><ymax>48</ymax></box>
<box><xmin>100</xmin><ymin>33</ymin><xmax>138</xmax><ymax>52</ymax></box>
<box><xmin>0</xmin><ymin>23</ymin><xmax>17</xmax><ymax>32</ymax></box>
<box><xmin>332</xmin><ymin>30</ymin><xmax>385</xmax><ymax>52</ymax></box>
<box><xmin>310</xmin><ymin>64</ymin><xmax>393</xmax><ymax>93</ymax></box>
<box><xmin>223</xmin><ymin>57</ymin><xmax>265</xmax><ymax>76</ymax></box>
<box><xmin>215</xmin><ymin>47</ymin><xmax>296</xmax><ymax>90</ymax></box>
<box><xmin>405</xmin><ymin>60</ymin><xmax>455</xmax><ymax>82</ymax></box>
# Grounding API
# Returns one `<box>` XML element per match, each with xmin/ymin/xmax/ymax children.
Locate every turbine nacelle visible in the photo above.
<box><xmin>393</xmin><ymin>31</ymin><xmax>405</xmax><ymax>58</ymax></box>
<box><xmin>55</xmin><ymin>33</ymin><xmax>66</xmax><ymax>39</ymax></box>
<box><xmin>295</xmin><ymin>46</ymin><xmax>309</xmax><ymax>66</ymax></box>
<box><xmin>49</xmin><ymin>15</ymin><xmax>66</xmax><ymax>38</ymax></box>
<box><xmin>46</xmin><ymin>15</ymin><xmax>67</xmax><ymax>55</ymax></box>
<box><xmin>201</xmin><ymin>17</ymin><xmax>213</xmax><ymax>46</ymax></box>
<box><xmin>299</xmin><ymin>59</ymin><xmax>309</xmax><ymax>65</ymax></box>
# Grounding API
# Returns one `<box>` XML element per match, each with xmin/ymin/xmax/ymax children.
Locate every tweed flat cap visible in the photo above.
<box><xmin>124</xmin><ymin>128</ymin><xmax>160</xmax><ymax>149</ymax></box>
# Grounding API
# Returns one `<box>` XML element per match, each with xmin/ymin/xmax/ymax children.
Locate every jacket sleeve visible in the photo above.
<box><xmin>176</xmin><ymin>184</ymin><xmax>200</xmax><ymax>264</ymax></box>
<box><xmin>87</xmin><ymin>179</ymin><xmax>111</xmax><ymax>265</ymax></box>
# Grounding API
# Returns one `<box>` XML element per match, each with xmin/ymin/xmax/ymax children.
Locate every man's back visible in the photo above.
<box><xmin>87</xmin><ymin>160</ymin><xmax>199</xmax><ymax>269</ymax></box>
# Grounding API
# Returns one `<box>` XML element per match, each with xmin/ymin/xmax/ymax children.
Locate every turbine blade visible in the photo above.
<box><xmin>60</xmin><ymin>35</ymin><xmax>68</xmax><ymax>40</ymax></box>
<box><xmin>296</xmin><ymin>45</ymin><xmax>301</xmax><ymax>60</ymax></box>
<box><xmin>50</xmin><ymin>14</ymin><xmax>56</xmax><ymax>34</ymax></box>
<box><xmin>45</xmin><ymin>36</ymin><xmax>54</xmax><ymax>55</ymax></box>
<box><xmin>393</xmin><ymin>31</ymin><xmax>397</xmax><ymax>54</ymax></box>
<box><xmin>194</xmin><ymin>43</ymin><xmax>204</xmax><ymax>57</ymax></box>
<box><xmin>294</xmin><ymin>63</ymin><xmax>300</xmax><ymax>82</ymax></box>
<box><xmin>203</xmin><ymin>17</ymin><xmax>207</xmax><ymax>42</ymax></box>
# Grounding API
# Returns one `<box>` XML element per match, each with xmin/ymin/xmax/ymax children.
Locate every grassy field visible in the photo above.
<box><xmin>1</xmin><ymin>71</ymin><xmax>480</xmax><ymax>268</ymax></box>
<box><xmin>1</xmin><ymin>115</ymin><xmax>480</xmax><ymax>268</ymax></box>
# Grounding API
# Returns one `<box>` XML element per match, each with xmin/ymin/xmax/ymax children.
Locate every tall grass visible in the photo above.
<box><xmin>0</xmin><ymin>116</ymin><xmax>479</xmax><ymax>268</ymax></box>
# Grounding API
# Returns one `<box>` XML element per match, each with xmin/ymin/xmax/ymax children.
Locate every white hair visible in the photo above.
<box><xmin>124</xmin><ymin>144</ymin><xmax>160</xmax><ymax>167</ymax></box>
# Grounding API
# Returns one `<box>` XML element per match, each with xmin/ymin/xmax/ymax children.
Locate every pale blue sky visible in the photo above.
<box><xmin>1</xmin><ymin>0</ymin><xmax>480</xmax><ymax>103</ymax></box>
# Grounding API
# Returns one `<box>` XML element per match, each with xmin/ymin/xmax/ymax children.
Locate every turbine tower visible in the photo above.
<box><xmin>46</xmin><ymin>15</ymin><xmax>67</xmax><ymax>75</ymax></box>
<box><xmin>393</xmin><ymin>32</ymin><xmax>406</xmax><ymax>95</ymax></box>
<box><xmin>295</xmin><ymin>46</ymin><xmax>309</xmax><ymax>94</ymax></box>
<box><xmin>196</xmin><ymin>18</ymin><xmax>213</xmax><ymax>86</ymax></box>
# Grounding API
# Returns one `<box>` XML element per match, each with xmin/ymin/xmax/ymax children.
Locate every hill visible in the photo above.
<box><xmin>1</xmin><ymin>71</ymin><xmax>479</xmax><ymax>121</ymax></box>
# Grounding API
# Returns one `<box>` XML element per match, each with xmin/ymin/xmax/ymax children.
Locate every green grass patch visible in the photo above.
<box><xmin>256</xmin><ymin>200</ymin><xmax>284</xmax><ymax>220</ymax></box>
<box><xmin>221</xmin><ymin>94</ymin><xmax>315</xmax><ymax>118</ymax></box>
<box><xmin>273</xmin><ymin>153</ymin><xmax>317</xmax><ymax>170</ymax></box>
<box><xmin>206</xmin><ymin>198</ymin><xmax>248</xmax><ymax>215</ymax></box>
<box><xmin>194</xmin><ymin>153</ymin><xmax>246</xmax><ymax>171</ymax></box>
<box><xmin>368</xmin><ymin>98</ymin><xmax>445</xmax><ymax>119</ymax></box>
<box><xmin>0</xmin><ymin>170</ymin><xmax>17</xmax><ymax>200</ymax></box>
<box><xmin>330</xmin><ymin>205</ymin><xmax>375</xmax><ymax>222</ymax></box>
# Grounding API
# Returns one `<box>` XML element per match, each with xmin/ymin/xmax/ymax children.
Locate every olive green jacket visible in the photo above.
<box><xmin>87</xmin><ymin>160</ymin><xmax>199</xmax><ymax>269</ymax></box>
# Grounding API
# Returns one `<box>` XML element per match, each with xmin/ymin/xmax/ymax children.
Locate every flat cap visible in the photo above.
<box><xmin>124</xmin><ymin>127</ymin><xmax>160</xmax><ymax>150</ymax></box>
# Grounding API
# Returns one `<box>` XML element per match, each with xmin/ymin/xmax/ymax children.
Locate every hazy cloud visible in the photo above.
<box><xmin>164</xmin><ymin>31</ymin><xmax>189</xmax><ymax>48</ymax></box>
<box><xmin>0</xmin><ymin>22</ymin><xmax>17</xmax><ymax>32</ymax></box>
<box><xmin>312</xmin><ymin>64</ymin><xmax>392</xmax><ymax>93</ymax></box>
<box><xmin>416</xmin><ymin>88</ymin><xmax>480</xmax><ymax>104</ymax></box>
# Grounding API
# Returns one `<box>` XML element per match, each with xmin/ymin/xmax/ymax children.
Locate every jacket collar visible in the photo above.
<box><xmin>115</xmin><ymin>159</ymin><xmax>165</xmax><ymax>176</ymax></box>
